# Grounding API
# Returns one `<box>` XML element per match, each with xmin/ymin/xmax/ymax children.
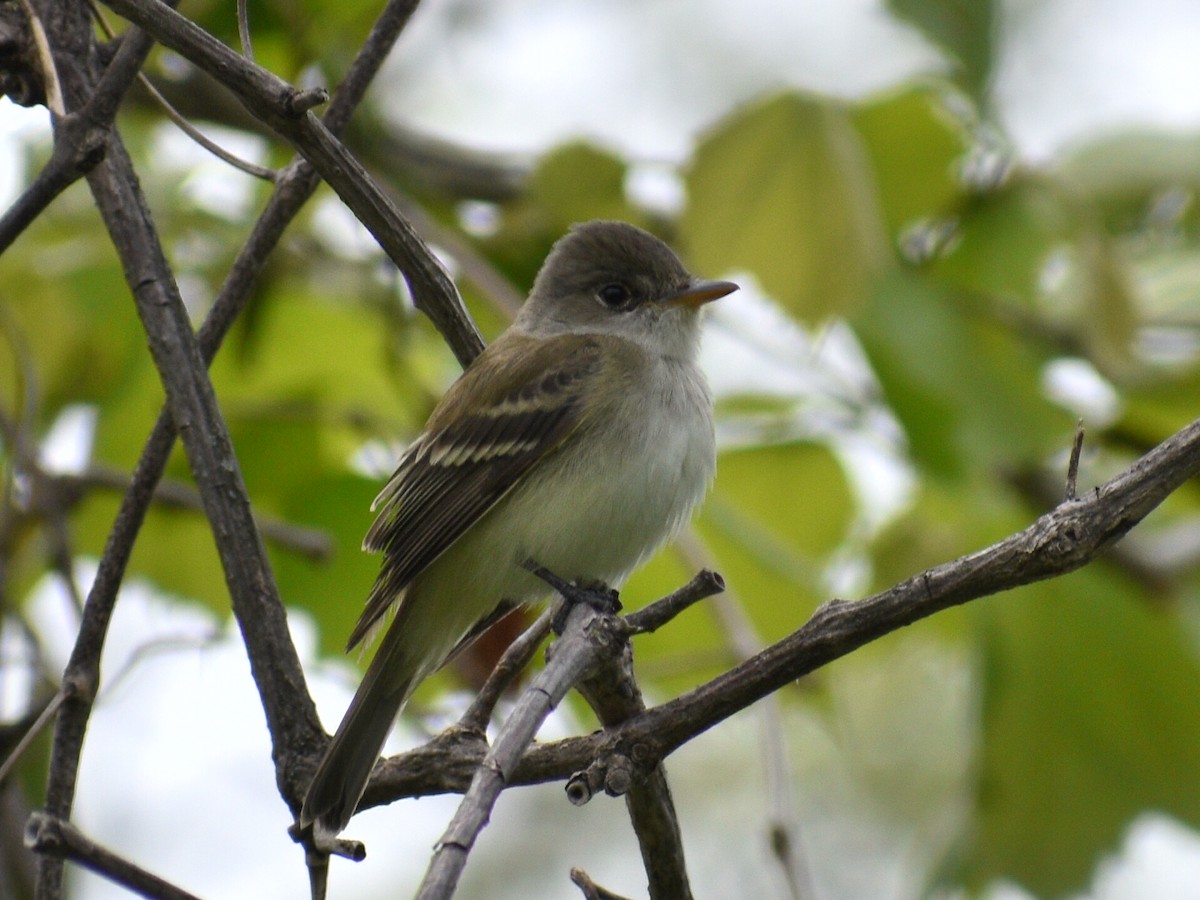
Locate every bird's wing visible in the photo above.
<box><xmin>346</xmin><ymin>333</ymin><xmax>605</xmax><ymax>650</ymax></box>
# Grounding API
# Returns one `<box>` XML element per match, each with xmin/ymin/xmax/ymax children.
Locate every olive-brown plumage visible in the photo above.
<box><xmin>300</xmin><ymin>221</ymin><xmax>736</xmax><ymax>843</ymax></box>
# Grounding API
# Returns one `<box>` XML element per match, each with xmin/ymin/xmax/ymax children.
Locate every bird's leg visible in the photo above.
<box><xmin>520</xmin><ymin>559</ymin><xmax>621</xmax><ymax>634</ymax></box>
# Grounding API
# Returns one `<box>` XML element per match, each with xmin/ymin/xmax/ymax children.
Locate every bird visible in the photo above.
<box><xmin>299</xmin><ymin>220</ymin><xmax>737</xmax><ymax>845</ymax></box>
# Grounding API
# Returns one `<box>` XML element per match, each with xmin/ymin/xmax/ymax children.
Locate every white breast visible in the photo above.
<box><xmin>403</xmin><ymin>355</ymin><xmax>714</xmax><ymax>674</ymax></box>
<box><xmin>508</xmin><ymin>355</ymin><xmax>714</xmax><ymax>586</ymax></box>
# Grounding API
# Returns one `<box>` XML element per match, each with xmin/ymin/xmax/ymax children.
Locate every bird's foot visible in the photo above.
<box><xmin>521</xmin><ymin>559</ymin><xmax>621</xmax><ymax>634</ymax></box>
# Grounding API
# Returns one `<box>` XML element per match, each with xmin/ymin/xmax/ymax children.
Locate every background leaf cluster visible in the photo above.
<box><xmin>3</xmin><ymin>0</ymin><xmax>1200</xmax><ymax>896</ymax></box>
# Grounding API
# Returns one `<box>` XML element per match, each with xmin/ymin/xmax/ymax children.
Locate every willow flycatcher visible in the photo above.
<box><xmin>300</xmin><ymin>220</ymin><xmax>736</xmax><ymax>844</ymax></box>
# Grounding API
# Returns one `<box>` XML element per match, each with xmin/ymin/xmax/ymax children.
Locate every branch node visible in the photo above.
<box><xmin>287</xmin><ymin>86</ymin><xmax>329</xmax><ymax>117</ymax></box>
<box><xmin>565</xmin><ymin>771</ymin><xmax>594</xmax><ymax>807</ymax></box>
<box><xmin>289</xmin><ymin>821</ymin><xmax>366</xmax><ymax>861</ymax></box>
<box><xmin>810</xmin><ymin>596</ymin><xmax>849</xmax><ymax>623</ymax></box>
<box><xmin>329</xmin><ymin>837</ymin><xmax>366</xmax><ymax>861</ymax></box>
<box><xmin>52</xmin><ymin>113</ymin><xmax>108</xmax><ymax>176</ymax></box>
<box><xmin>566</xmin><ymin>753</ymin><xmax>637</xmax><ymax>804</ymax></box>
<box><xmin>629</xmin><ymin>742</ymin><xmax>654</xmax><ymax>765</ymax></box>
<box><xmin>62</xmin><ymin>670</ymin><xmax>96</xmax><ymax>703</ymax></box>
<box><xmin>602</xmin><ymin>757</ymin><xmax>633</xmax><ymax>797</ymax></box>
<box><xmin>570</xmin><ymin>867</ymin><xmax>634</xmax><ymax>900</ymax></box>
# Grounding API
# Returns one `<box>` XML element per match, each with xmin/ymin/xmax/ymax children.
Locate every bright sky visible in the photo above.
<box><xmin>375</xmin><ymin>0</ymin><xmax>1200</xmax><ymax>162</ymax></box>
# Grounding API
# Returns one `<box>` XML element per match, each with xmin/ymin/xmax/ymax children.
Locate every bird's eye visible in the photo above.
<box><xmin>597</xmin><ymin>283</ymin><xmax>632</xmax><ymax>308</ymax></box>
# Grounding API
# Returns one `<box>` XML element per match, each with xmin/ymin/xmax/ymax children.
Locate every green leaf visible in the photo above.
<box><xmin>273</xmin><ymin>472</ymin><xmax>382</xmax><ymax>655</ymax></box>
<box><xmin>852</xmin><ymin>84</ymin><xmax>971</xmax><ymax>233</ymax></box>
<box><xmin>622</xmin><ymin>441</ymin><xmax>853</xmax><ymax>695</ymax></box>
<box><xmin>1056</xmin><ymin>130</ymin><xmax>1200</xmax><ymax>224</ymax></box>
<box><xmin>965</xmin><ymin>569</ymin><xmax>1200</xmax><ymax>894</ymax></box>
<box><xmin>930</xmin><ymin>175</ymin><xmax>1139</xmax><ymax>373</ymax></box>
<box><xmin>930</xmin><ymin>175</ymin><xmax>1069</xmax><ymax>303</ymax></box>
<box><xmin>684</xmin><ymin>92</ymin><xmax>889</xmax><ymax>322</ymax></box>
<box><xmin>529</xmin><ymin>143</ymin><xmax>638</xmax><ymax>229</ymax></box>
<box><xmin>853</xmin><ymin>269</ymin><xmax>1068</xmax><ymax>478</ymax></box>
<box><xmin>886</xmin><ymin>0</ymin><xmax>996</xmax><ymax>99</ymax></box>
<box><xmin>696</xmin><ymin>441</ymin><xmax>853</xmax><ymax>639</ymax></box>
<box><xmin>0</xmin><ymin>253</ymin><xmax>147</xmax><ymax>426</ymax></box>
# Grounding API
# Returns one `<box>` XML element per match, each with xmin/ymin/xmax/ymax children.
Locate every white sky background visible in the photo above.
<box><xmin>6</xmin><ymin>0</ymin><xmax>1200</xmax><ymax>898</ymax></box>
<box><xmin>375</xmin><ymin>0</ymin><xmax>1200</xmax><ymax>162</ymax></box>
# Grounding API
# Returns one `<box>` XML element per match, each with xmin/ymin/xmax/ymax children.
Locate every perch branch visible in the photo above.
<box><xmin>573</xmin><ymin>599</ymin><xmax>701</xmax><ymax>900</ymax></box>
<box><xmin>367</xmin><ymin>416</ymin><xmax>1200</xmax><ymax>803</ymax></box>
<box><xmin>415</xmin><ymin>584</ymin><xmax>624</xmax><ymax>900</ymax></box>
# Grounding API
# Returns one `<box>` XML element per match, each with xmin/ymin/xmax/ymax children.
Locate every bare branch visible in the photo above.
<box><xmin>416</xmin><ymin>590</ymin><xmax>621</xmax><ymax>899</ymax></box>
<box><xmin>457</xmin><ymin>607</ymin><xmax>554</xmax><ymax>734</ymax></box>
<box><xmin>0</xmin><ymin>0</ymin><xmax>167</xmax><ymax>252</ymax></box>
<box><xmin>86</xmin><ymin>0</ymin><xmax>278</xmax><ymax>181</ymax></box>
<box><xmin>574</xmin><ymin>608</ymin><xmax>694</xmax><ymax>900</ymax></box>
<box><xmin>14</xmin><ymin>0</ymin><xmax>63</xmax><ymax>114</ymax></box>
<box><xmin>617</xmin><ymin>416</ymin><xmax>1200</xmax><ymax>768</ymax></box>
<box><xmin>1066</xmin><ymin>419</ymin><xmax>1085</xmax><ymax>502</ymax></box>
<box><xmin>86</xmin><ymin>103</ymin><xmax>313</xmax><ymax>791</ymax></box>
<box><xmin>25</xmin><ymin>813</ymin><xmax>202</xmax><ymax>900</ymax></box>
<box><xmin>35</xmin><ymin>3</ymin><xmax>426</xmax><ymax>896</ymax></box>
<box><xmin>368</xmin><ymin>415</ymin><xmax>1200</xmax><ymax>803</ymax></box>
<box><xmin>99</xmin><ymin>0</ymin><xmax>485</xmax><ymax>366</ymax></box>
<box><xmin>624</xmin><ymin>569</ymin><xmax>725</xmax><ymax>634</ymax></box>
<box><xmin>140</xmin><ymin>71</ymin><xmax>532</xmax><ymax>202</ymax></box>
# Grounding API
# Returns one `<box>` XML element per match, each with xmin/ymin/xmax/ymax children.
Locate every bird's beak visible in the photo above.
<box><xmin>661</xmin><ymin>278</ymin><xmax>739</xmax><ymax>309</ymax></box>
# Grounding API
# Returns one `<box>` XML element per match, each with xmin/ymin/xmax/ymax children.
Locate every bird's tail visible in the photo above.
<box><xmin>299</xmin><ymin>616</ymin><xmax>425</xmax><ymax>844</ymax></box>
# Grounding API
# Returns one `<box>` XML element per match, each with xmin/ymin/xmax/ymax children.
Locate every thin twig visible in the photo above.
<box><xmin>87</xmin><ymin>0</ymin><xmax>277</xmax><ymax>181</ymax></box>
<box><xmin>416</xmin><ymin>590</ymin><xmax>621</xmax><ymax>899</ymax></box>
<box><xmin>139</xmin><ymin>74</ymin><xmax>278</xmax><ymax>179</ymax></box>
<box><xmin>0</xmin><ymin>0</ymin><xmax>177</xmax><ymax>253</ymax></box>
<box><xmin>367</xmin><ymin>415</ymin><xmax>1200</xmax><ymax>807</ymax></box>
<box><xmin>1066</xmin><ymin>419</ymin><xmax>1085</xmax><ymax>502</ymax></box>
<box><xmin>99</xmin><ymin>0</ymin><xmax>485</xmax><ymax>366</ymax></box>
<box><xmin>25</xmin><ymin>813</ymin><xmax>203</xmax><ymax>900</ymax></box>
<box><xmin>236</xmin><ymin>0</ymin><xmax>253</xmax><ymax>61</ymax></box>
<box><xmin>0</xmin><ymin>689</ymin><xmax>67</xmax><ymax>785</ymax></box>
<box><xmin>624</xmin><ymin>569</ymin><xmax>724</xmax><ymax>634</ymax></box>
<box><xmin>457</xmin><ymin>607</ymin><xmax>555</xmax><ymax>734</ymax></box>
<box><xmin>570</xmin><ymin>868</ymin><xmax>634</xmax><ymax>900</ymax></box>
<box><xmin>14</xmin><ymin>0</ymin><xmax>63</xmax><ymax>115</ymax></box>
<box><xmin>36</xmin><ymin>3</ymin><xmax>424</xmax><ymax>897</ymax></box>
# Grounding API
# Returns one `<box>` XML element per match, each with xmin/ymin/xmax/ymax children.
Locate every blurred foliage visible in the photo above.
<box><xmin>887</xmin><ymin>0</ymin><xmax>996</xmax><ymax>101</ymax></box>
<box><xmin>3</xmin><ymin>1</ymin><xmax>1200</xmax><ymax>898</ymax></box>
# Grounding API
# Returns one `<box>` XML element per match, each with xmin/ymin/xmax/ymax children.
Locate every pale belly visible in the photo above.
<box><xmin>398</xmin><ymin>361</ymin><xmax>715</xmax><ymax>673</ymax></box>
